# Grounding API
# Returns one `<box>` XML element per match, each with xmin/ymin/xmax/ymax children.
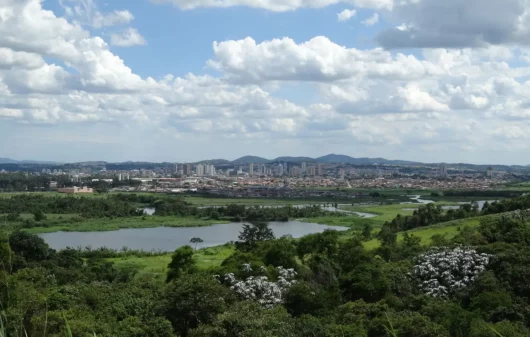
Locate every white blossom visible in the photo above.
<box><xmin>413</xmin><ymin>246</ymin><xmax>491</xmax><ymax>298</ymax></box>
<box><xmin>223</xmin><ymin>265</ymin><xmax>297</xmax><ymax>308</ymax></box>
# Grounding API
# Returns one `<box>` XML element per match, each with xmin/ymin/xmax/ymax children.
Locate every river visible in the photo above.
<box><xmin>38</xmin><ymin>221</ymin><xmax>349</xmax><ymax>251</ymax></box>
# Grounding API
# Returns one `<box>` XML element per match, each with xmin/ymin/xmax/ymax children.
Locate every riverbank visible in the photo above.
<box><xmin>23</xmin><ymin>216</ymin><xmax>230</xmax><ymax>234</ymax></box>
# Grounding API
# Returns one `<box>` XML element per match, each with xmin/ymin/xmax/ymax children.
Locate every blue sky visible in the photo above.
<box><xmin>2</xmin><ymin>0</ymin><xmax>530</xmax><ymax>164</ymax></box>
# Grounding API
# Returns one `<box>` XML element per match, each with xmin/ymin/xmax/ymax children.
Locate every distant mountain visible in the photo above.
<box><xmin>0</xmin><ymin>158</ymin><xmax>17</xmax><ymax>164</ymax></box>
<box><xmin>273</xmin><ymin>156</ymin><xmax>316</xmax><ymax>163</ymax></box>
<box><xmin>0</xmin><ymin>157</ymin><xmax>62</xmax><ymax>165</ymax></box>
<box><xmin>232</xmin><ymin>156</ymin><xmax>269</xmax><ymax>164</ymax></box>
<box><xmin>196</xmin><ymin>159</ymin><xmax>231</xmax><ymax>165</ymax></box>
<box><xmin>316</xmin><ymin>154</ymin><xmax>420</xmax><ymax>165</ymax></box>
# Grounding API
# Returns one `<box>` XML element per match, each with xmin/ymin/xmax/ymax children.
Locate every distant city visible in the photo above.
<box><xmin>1</xmin><ymin>153</ymin><xmax>525</xmax><ymax>198</ymax></box>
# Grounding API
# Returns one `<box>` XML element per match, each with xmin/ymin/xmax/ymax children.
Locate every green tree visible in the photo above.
<box><xmin>166</xmin><ymin>245</ymin><xmax>196</xmax><ymax>282</ymax></box>
<box><xmin>189</xmin><ymin>301</ymin><xmax>296</xmax><ymax>337</ymax></box>
<box><xmin>33</xmin><ymin>210</ymin><xmax>46</xmax><ymax>222</ymax></box>
<box><xmin>236</xmin><ymin>222</ymin><xmax>274</xmax><ymax>252</ymax></box>
<box><xmin>163</xmin><ymin>273</ymin><xmax>234</xmax><ymax>337</ymax></box>
<box><xmin>8</xmin><ymin>230</ymin><xmax>51</xmax><ymax>261</ymax></box>
<box><xmin>256</xmin><ymin>237</ymin><xmax>297</xmax><ymax>269</ymax></box>
<box><xmin>362</xmin><ymin>223</ymin><xmax>372</xmax><ymax>240</ymax></box>
<box><xmin>296</xmin><ymin>229</ymin><xmax>340</xmax><ymax>259</ymax></box>
<box><xmin>190</xmin><ymin>237</ymin><xmax>204</xmax><ymax>251</ymax></box>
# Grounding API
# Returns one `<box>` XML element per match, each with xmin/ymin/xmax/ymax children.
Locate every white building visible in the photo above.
<box><xmin>301</xmin><ymin>162</ymin><xmax>307</xmax><ymax>173</ymax></box>
<box><xmin>278</xmin><ymin>164</ymin><xmax>284</xmax><ymax>176</ymax></box>
<box><xmin>250</xmin><ymin>163</ymin><xmax>254</xmax><ymax>176</ymax></box>
<box><xmin>196</xmin><ymin>164</ymin><xmax>204</xmax><ymax>176</ymax></box>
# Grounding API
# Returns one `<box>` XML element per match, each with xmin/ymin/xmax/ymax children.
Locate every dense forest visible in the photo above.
<box><xmin>2</xmin><ymin>208</ymin><xmax>530</xmax><ymax>336</ymax></box>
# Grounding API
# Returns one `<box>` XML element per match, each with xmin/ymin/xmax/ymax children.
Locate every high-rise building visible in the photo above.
<box><xmin>278</xmin><ymin>164</ymin><xmax>284</xmax><ymax>176</ymax></box>
<box><xmin>196</xmin><ymin>164</ymin><xmax>205</xmax><ymax>176</ymax></box>
<box><xmin>261</xmin><ymin>164</ymin><xmax>266</xmax><ymax>175</ymax></box>
<box><xmin>317</xmin><ymin>163</ymin><xmax>323</xmax><ymax>176</ymax></box>
<box><xmin>301</xmin><ymin>162</ymin><xmax>307</xmax><ymax>173</ymax></box>
<box><xmin>183</xmin><ymin>164</ymin><xmax>192</xmax><ymax>176</ymax></box>
<box><xmin>289</xmin><ymin>166</ymin><xmax>301</xmax><ymax>176</ymax></box>
<box><xmin>249</xmin><ymin>163</ymin><xmax>254</xmax><ymax>176</ymax></box>
<box><xmin>307</xmin><ymin>166</ymin><xmax>316</xmax><ymax>176</ymax></box>
<box><xmin>174</xmin><ymin>164</ymin><xmax>178</xmax><ymax>173</ymax></box>
<box><xmin>439</xmin><ymin>163</ymin><xmax>447</xmax><ymax>177</ymax></box>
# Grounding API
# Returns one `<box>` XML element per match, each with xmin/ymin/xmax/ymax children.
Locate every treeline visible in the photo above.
<box><xmin>0</xmin><ymin>194</ymin><xmax>142</xmax><ymax>218</ymax></box>
<box><xmin>154</xmin><ymin>198</ymin><xmax>338</xmax><ymax>221</ymax></box>
<box><xmin>443</xmin><ymin>190</ymin><xmax>523</xmax><ymax>198</ymax></box>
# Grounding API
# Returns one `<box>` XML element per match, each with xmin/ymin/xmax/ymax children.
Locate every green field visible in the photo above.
<box><xmin>21</xmin><ymin>215</ymin><xmax>230</xmax><ymax>234</ymax></box>
<box><xmin>362</xmin><ymin>216</ymin><xmax>483</xmax><ymax>250</ymax></box>
<box><xmin>109</xmin><ymin>245</ymin><xmax>235</xmax><ymax>278</ymax></box>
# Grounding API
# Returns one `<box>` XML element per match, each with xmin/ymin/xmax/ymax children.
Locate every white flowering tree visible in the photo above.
<box><xmin>221</xmin><ymin>264</ymin><xmax>297</xmax><ymax>308</ymax></box>
<box><xmin>413</xmin><ymin>246</ymin><xmax>491</xmax><ymax>298</ymax></box>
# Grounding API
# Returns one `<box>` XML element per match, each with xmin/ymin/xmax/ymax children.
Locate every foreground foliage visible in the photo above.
<box><xmin>2</xmin><ymin>204</ymin><xmax>530</xmax><ymax>336</ymax></box>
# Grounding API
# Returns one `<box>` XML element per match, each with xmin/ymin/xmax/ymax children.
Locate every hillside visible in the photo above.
<box><xmin>273</xmin><ymin>156</ymin><xmax>315</xmax><ymax>163</ymax></box>
<box><xmin>231</xmin><ymin>155</ymin><xmax>269</xmax><ymax>164</ymax></box>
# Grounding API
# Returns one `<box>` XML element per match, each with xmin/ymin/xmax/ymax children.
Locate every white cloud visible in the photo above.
<box><xmin>4</xmin><ymin>0</ymin><xmax>530</xmax><ymax>163</ymax></box>
<box><xmin>60</xmin><ymin>0</ymin><xmax>134</xmax><ymax>28</ymax></box>
<box><xmin>337</xmin><ymin>9</ymin><xmax>356</xmax><ymax>22</ymax></box>
<box><xmin>209</xmin><ymin>36</ymin><xmax>443</xmax><ymax>83</ymax></box>
<box><xmin>92</xmin><ymin>10</ymin><xmax>134</xmax><ymax>28</ymax></box>
<box><xmin>362</xmin><ymin>12</ymin><xmax>379</xmax><ymax>26</ymax></box>
<box><xmin>151</xmin><ymin>0</ymin><xmax>393</xmax><ymax>11</ymax></box>
<box><xmin>110</xmin><ymin>28</ymin><xmax>147</xmax><ymax>47</ymax></box>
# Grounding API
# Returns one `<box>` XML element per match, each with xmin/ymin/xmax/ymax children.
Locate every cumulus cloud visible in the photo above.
<box><xmin>362</xmin><ymin>13</ymin><xmax>379</xmax><ymax>26</ymax></box>
<box><xmin>150</xmin><ymin>0</ymin><xmax>393</xmax><ymax>11</ymax></box>
<box><xmin>110</xmin><ymin>28</ymin><xmax>147</xmax><ymax>47</ymax></box>
<box><xmin>208</xmin><ymin>36</ymin><xmax>442</xmax><ymax>82</ymax></box>
<box><xmin>4</xmin><ymin>0</ymin><xmax>530</xmax><ymax>162</ymax></box>
<box><xmin>337</xmin><ymin>9</ymin><xmax>356</xmax><ymax>22</ymax></box>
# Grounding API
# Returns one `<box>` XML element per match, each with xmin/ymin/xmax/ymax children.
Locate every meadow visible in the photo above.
<box><xmin>109</xmin><ymin>245</ymin><xmax>235</xmax><ymax>278</ymax></box>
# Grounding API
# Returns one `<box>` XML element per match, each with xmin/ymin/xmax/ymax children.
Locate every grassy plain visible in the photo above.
<box><xmin>362</xmin><ymin>216</ymin><xmax>485</xmax><ymax>250</ymax></box>
<box><xmin>109</xmin><ymin>245</ymin><xmax>235</xmax><ymax>277</ymax></box>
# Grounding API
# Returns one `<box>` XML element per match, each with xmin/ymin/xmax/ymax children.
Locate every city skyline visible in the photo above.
<box><xmin>3</xmin><ymin>1</ymin><xmax>530</xmax><ymax>165</ymax></box>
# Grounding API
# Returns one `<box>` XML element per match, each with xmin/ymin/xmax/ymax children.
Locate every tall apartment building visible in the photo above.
<box><xmin>196</xmin><ymin>164</ymin><xmax>205</xmax><ymax>176</ymax></box>
<box><xmin>183</xmin><ymin>164</ymin><xmax>192</xmax><ymax>176</ymax></box>
<box><xmin>317</xmin><ymin>163</ymin><xmax>323</xmax><ymax>176</ymax></box>
<box><xmin>307</xmin><ymin>166</ymin><xmax>316</xmax><ymax>176</ymax></box>
<box><xmin>249</xmin><ymin>163</ymin><xmax>254</xmax><ymax>176</ymax></box>
<box><xmin>301</xmin><ymin>162</ymin><xmax>307</xmax><ymax>173</ymax></box>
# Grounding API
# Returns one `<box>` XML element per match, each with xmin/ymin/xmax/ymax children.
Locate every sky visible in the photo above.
<box><xmin>2</xmin><ymin>0</ymin><xmax>530</xmax><ymax>164</ymax></box>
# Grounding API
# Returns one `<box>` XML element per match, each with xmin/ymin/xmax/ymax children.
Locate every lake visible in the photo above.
<box><xmin>38</xmin><ymin>221</ymin><xmax>349</xmax><ymax>251</ymax></box>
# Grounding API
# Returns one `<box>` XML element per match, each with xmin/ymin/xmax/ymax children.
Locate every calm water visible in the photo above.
<box><xmin>38</xmin><ymin>221</ymin><xmax>348</xmax><ymax>251</ymax></box>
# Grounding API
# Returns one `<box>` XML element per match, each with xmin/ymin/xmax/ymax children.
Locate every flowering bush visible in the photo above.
<box><xmin>413</xmin><ymin>246</ymin><xmax>491</xmax><ymax>298</ymax></box>
<box><xmin>222</xmin><ymin>264</ymin><xmax>297</xmax><ymax>308</ymax></box>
